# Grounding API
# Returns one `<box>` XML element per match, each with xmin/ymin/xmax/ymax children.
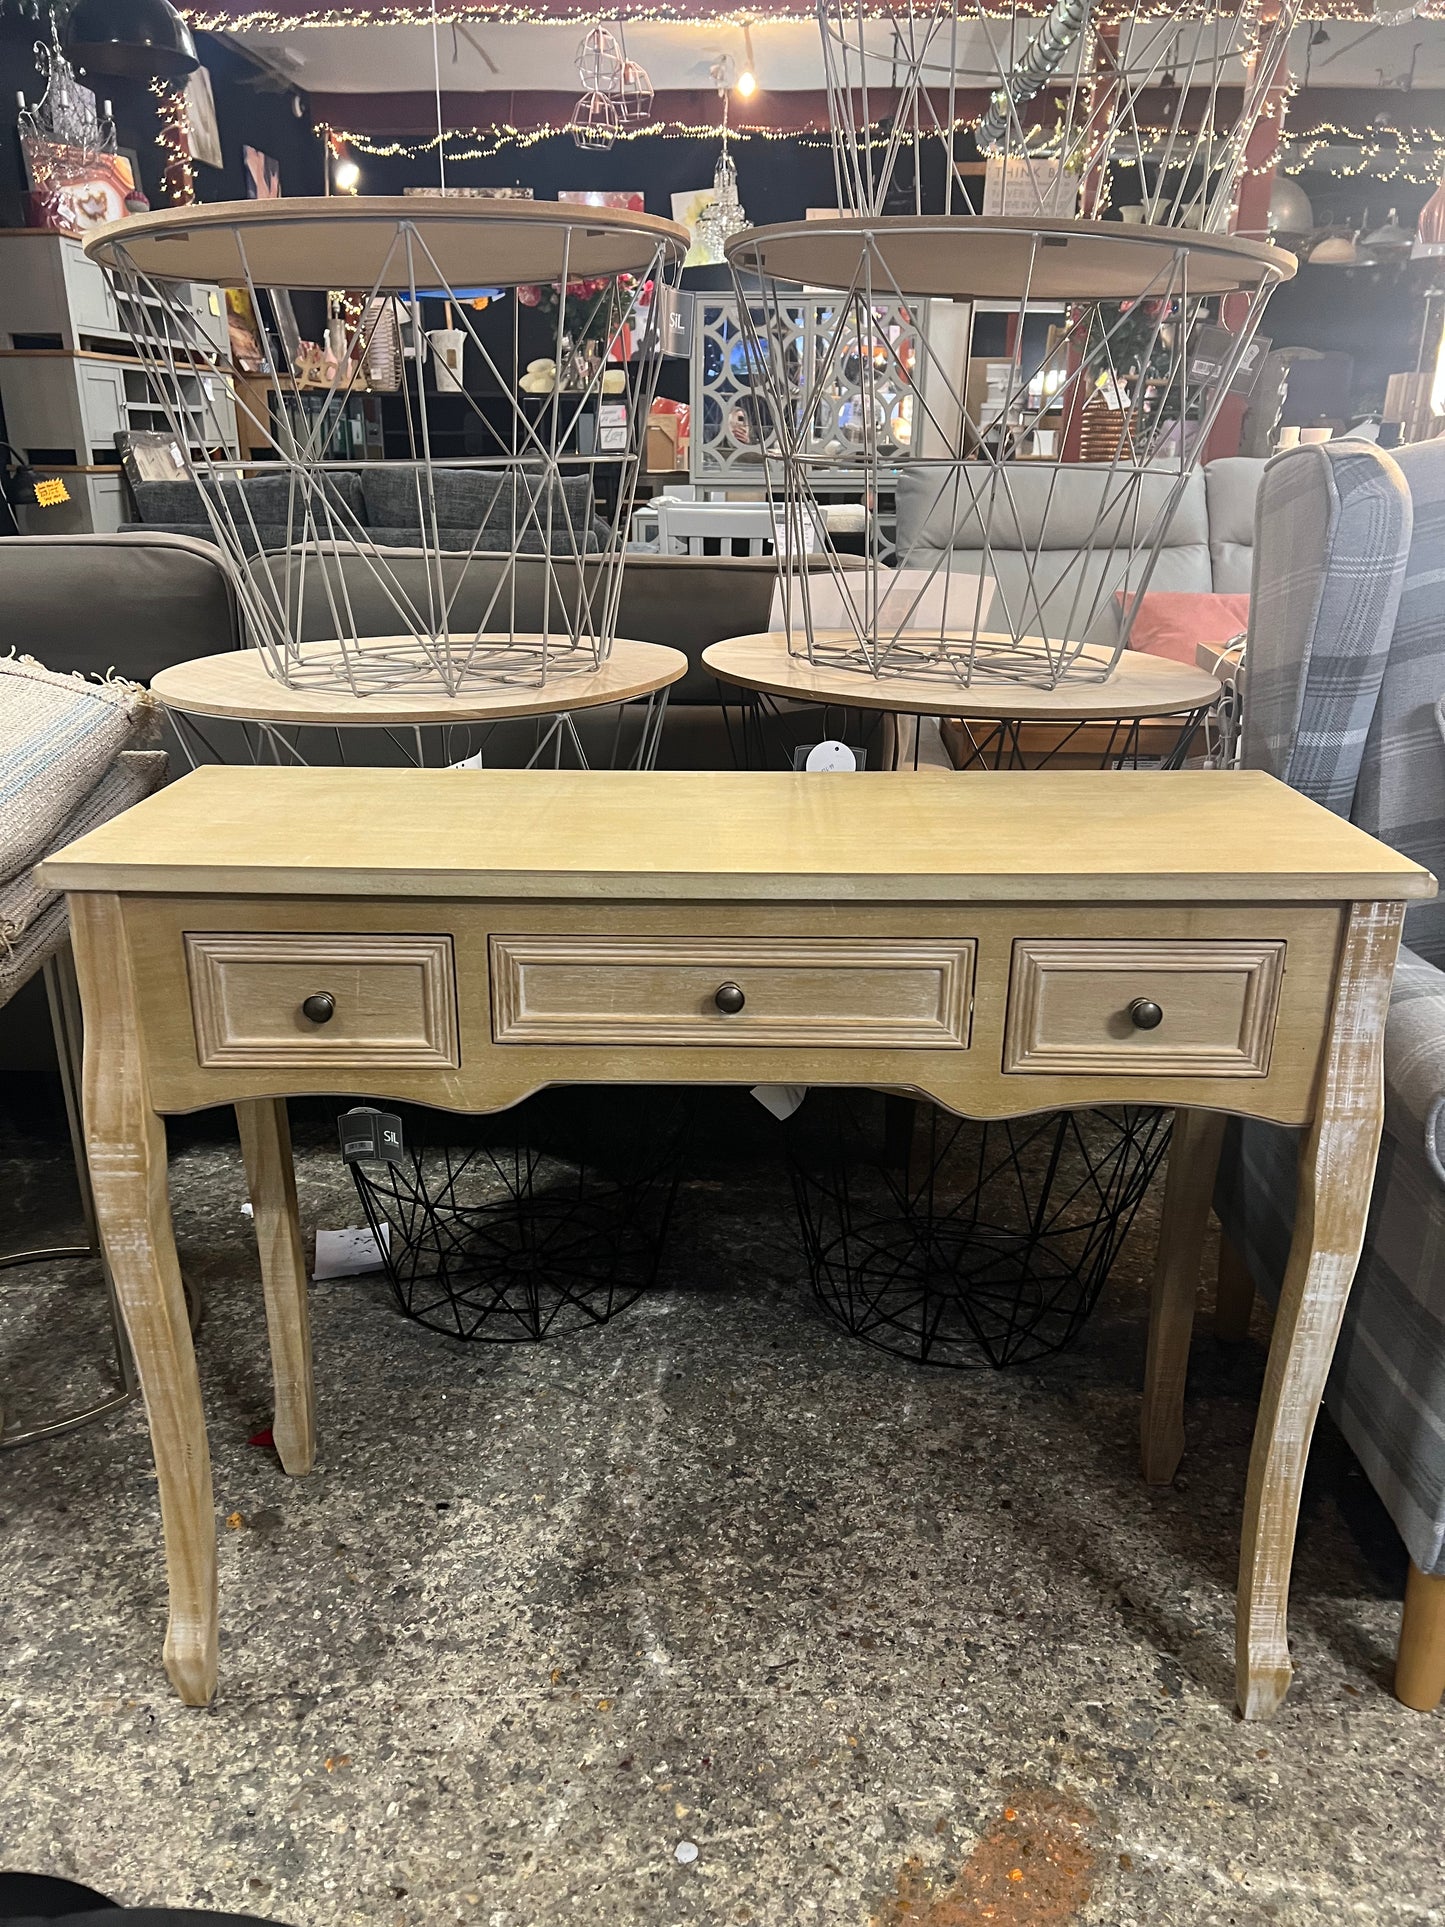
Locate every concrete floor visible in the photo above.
<box><xmin>1</xmin><ymin>1094</ymin><xmax>1440</xmax><ymax>1927</ymax></box>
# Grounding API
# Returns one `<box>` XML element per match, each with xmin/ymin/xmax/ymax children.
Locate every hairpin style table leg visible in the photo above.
<box><xmin>1236</xmin><ymin>899</ymin><xmax>1406</xmax><ymax>1719</ymax></box>
<box><xmin>236</xmin><ymin>1098</ymin><xmax>314</xmax><ymax>1477</ymax></box>
<box><xmin>69</xmin><ymin>893</ymin><xmax>217</xmax><ymax>1707</ymax></box>
<box><xmin>1140</xmin><ymin>1106</ymin><xmax>1227</xmax><ymax>1486</ymax></box>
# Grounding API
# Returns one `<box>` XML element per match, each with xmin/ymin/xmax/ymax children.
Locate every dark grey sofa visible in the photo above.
<box><xmin>125</xmin><ymin>464</ymin><xmax>608</xmax><ymax>555</ymax></box>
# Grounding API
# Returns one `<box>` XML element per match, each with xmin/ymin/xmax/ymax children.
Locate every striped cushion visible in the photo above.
<box><xmin>0</xmin><ymin>657</ymin><xmax>153</xmax><ymax>885</ymax></box>
<box><xmin>0</xmin><ymin>750</ymin><xmax>167</xmax><ymax>971</ymax></box>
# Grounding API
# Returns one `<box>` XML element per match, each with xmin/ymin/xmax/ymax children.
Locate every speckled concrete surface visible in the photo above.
<box><xmin>1</xmin><ymin>1096</ymin><xmax>1440</xmax><ymax>1927</ymax></box>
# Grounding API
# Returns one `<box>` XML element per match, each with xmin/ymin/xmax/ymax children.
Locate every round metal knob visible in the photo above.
<box><xmin>301</xmin><ymin>992</ymin><xmax>336</xmax><ymax>1026</ymax></box>
<box><xmin>1128</xmin><ymin>997</ymin><xmax>1164</xmax><ymax>1031</ymax></box>
<box><xmin>713</xmin><ymin>982</ymin><xmax>746</xmax><ymax>1015</ymax></box>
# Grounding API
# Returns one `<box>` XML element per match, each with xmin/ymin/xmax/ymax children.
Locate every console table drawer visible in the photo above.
<box><xmin>185</xmin><ymin>931</ymin><xmax>459</xmax><ymax>1068</ymax></box>
<box><xmin>489</xmin><ymin>934</ymin><xmax>975</xmax><ymax>1048</ymax></box>
<box><xmin>1003</xmin><ymin>938</ymin><xmax>1286</xmax><ymax>1076</ymax></box>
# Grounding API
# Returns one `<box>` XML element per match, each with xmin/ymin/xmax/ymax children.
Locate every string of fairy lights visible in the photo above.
<box><xmin>150</xmin><ymin>74</ymin><xmax>197</xmax><ymax>202</ymax></box>
<box><xmin>322</xmin><ymin>111</ymin><xmax>1445</xmax><ymax>184</ymax></box>
<box><xmin>189</xmin><ymin>0</ymin><xmax>1400</xmax><ymax>27</ymax></box>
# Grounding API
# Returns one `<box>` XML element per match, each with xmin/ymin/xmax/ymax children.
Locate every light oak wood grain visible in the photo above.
<box><xmin>1140</xmin><ymin>1107</ymin><xmax>1227</xmax><ymax>1486</ymax></box>
<box><xmin>704</xmin><ymin>633</ymin><xmax>1222</xmax><ymax>721</ymax></box>
<box><xmin>489</xmin><ymin>933</ymin><xmax>975</xmax><ymax>1049</ymax></box>
<box><xmin>236</xmin><ymin>1099</ymin><xmax>313</xmax><ymax>1478</ymax></box>
<box><xmin>50</xmin><ymin>773</ymin><xmax>1434</xmax><ymax>1713</ymax></box>
<box><xmin>70</xmin><ymin>893</ymin><xmax>218</xmax><ymax>1707</ymax></box>
<box><xmin>1236</xmin><ymin>899</ymin><xmax>1406</xmax><ymax>1719</ymax></box>
<box><xmin>1003</xmin><ymin>938</ymin><xmax>1285</xmax><ymax>1077</ymax></box>
<box><xmin>152</xmin><ymin>639</ymin><xmax>688</xmax><ymax>728</ymax></box>
<box><xmin>38</xmin><ymin>769</ymin><xmax>1436</xmax><ymax>904</ymax></box>
<box><xmin>186</xmin><ymin>931</ymin><xmax>459</xmax><ymax>1070</ymax></box>
<box><xmin>725</xmin><ymin>214</ymin><xmax>1294</xmax><ymax>300</ymax></box>
<box><xmin>122</xmin><ymin>898</ymin><xmax>1344</xmax><ymax>1127</ymax></box>
<box><xmin>1396</xmin><ymin>1562</ymin><xmax>1445</xmax><ymax>1713</ymax></box>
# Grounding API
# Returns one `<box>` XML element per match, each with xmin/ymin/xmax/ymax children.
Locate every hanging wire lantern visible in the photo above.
<box><xmin>568</xmin><ymin>89</ymin><xmax>622</xmax><ymax>152</ymax></box>
<box><xmin>575</xmin><ymin>24</ymin><xmax>623</xmax><ymax>91</ymax></box>
<box><xmin>617</xmin><ymin>57</ymin><xmax>655</xmax><ymax>124</ymax></box>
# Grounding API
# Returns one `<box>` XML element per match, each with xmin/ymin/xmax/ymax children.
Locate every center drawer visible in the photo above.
<box><xmin>489</xmin><ymin>934</ymin><xmax>975</xmax><ymax>1048</ymax></box>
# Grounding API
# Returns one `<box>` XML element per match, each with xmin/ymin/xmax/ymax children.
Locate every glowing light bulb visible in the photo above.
<box><xmin>735</xmin><ymin>69</ymin><xmax>756</xmax><ymax>97</ymax></box>
<box><xmin>333</xmin><ymin>156</ymin><xmax>361</xmax><ymax>192</ymax></box>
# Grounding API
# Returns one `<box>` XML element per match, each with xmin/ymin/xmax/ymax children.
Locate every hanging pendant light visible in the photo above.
<box><xmin>568</xmin><ymin>90</ymin><xmax>621</xmax><ymax>153</ymax></box>
<box><xmin>617</xmin><ymin>57</ymin><xmax>654</xmax><ymax>124</ymax></box>
<box><xmin>575</xmin><ymin>25</ymin><xmax>622</xmax><ymax>93</ymax></box>
<box><xmin>696</xmin><ymin>105</ymin><xmax>749</xmax><ymax>264</ymax></box>
<box><xmin>68</xmin><ymin>0</ymin><xmax>199</xmax><ymax>79</ymax></box>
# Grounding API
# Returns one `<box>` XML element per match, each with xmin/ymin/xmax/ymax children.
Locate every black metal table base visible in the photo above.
<box><xmin>349</xmin><ymin>1088</ymin><xmax>688</xmax><ymax>1343</ymax></box>
<box><xmin>788</xmin><ymin>1092</ymin><xmax>1171</xmax><ymax>1369</ymax></box>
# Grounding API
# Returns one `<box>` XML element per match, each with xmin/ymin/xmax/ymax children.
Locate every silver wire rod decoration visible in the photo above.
<box><xmin>975</xmin><ymin>0</ymin><xmax>1092</xmax><ymax>158</ymax></box>
<box><xmin>90</xmin><ymin>202</ymin><xmax>685</xmax><ymax>697</ymax></box>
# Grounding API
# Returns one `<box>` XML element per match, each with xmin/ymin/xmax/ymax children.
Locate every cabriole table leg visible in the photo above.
<box><xmin>1236</xmin><ymin>900</ymin><xmax>1406</xmax><ymax>1719</ymax></box>
<box><xmin>70</xmin><ymin>893</ymin><xmax>218</xmax><ymax>1706</ymax></box>
<box><xmin>237</xmin><ymin>1098</ymin><xmax>314</xmax><ymax>1477</ymax></box>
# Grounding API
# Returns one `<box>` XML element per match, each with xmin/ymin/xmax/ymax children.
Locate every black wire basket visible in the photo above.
<box><xmin>787</xmin><ymin>1092</ymin><xmax>1170</xmax><ymax>1369</ymax></box>
<box><xmin>348</xmin><ymin>1087</ymin><xmax>689</xmax><ymax>1342</ymax></box>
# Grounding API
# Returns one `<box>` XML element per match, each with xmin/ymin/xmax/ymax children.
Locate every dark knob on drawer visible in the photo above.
<box><xmin>713</xmin><ymin>982</ymin><xmax>746</xmax><ymax>1015</ymax></box>
<box><xmin>1128</xmin><ymin>997</ymin><xmax>1164</xmax><ymax>1031</ymax></box>
<box><xmin>301</xmin><ymin>992</ymin><xmax>336</xmax><ymax>1026</ymax></box>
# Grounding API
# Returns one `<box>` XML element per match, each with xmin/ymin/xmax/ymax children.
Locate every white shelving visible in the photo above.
<box><xmin>0</xmin><ymin>229</ymin><xmax>237</xmax><ymax>532</ymax></box>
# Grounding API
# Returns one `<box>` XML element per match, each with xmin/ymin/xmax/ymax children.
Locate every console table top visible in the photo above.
<box><xmin>41</xmin><ymin>767</ymin><xmax>1435</xmax><ymax>906</ymax></box>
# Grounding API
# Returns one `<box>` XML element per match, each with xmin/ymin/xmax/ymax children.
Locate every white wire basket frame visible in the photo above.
<box><xmin>817</xmin><ymin>0</ymin><xmax>1303</xmax><ymax>230</ymax></box>
<box><xmin>725</xmin><ymin>214</ymin><xmax>1293</xmax><ymax>689</ymax></box>
<box><xmin>85</xmin><ymin>199</ymin><xmax>688</xmax><ymax>697</ymax></box>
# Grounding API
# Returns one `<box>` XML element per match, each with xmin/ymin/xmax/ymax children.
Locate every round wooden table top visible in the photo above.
<box><xmin>725</xmin><ymin>214</ymin><xmax>1295</xmax><ymax>302</ymax></box>
<box><xmin>86</xmin><ymin>196</ymin><xmax>689</xmax><ymax>291</ymax></box>
<box><xmin>152</xmin><ymin>637</ymin><xmax>689</xmax><ymax>727</ymax></box>
<box><xmin>701</xmin><ymin>633</ymin><xmax>1221</xmax><ymax>722</ymax></box>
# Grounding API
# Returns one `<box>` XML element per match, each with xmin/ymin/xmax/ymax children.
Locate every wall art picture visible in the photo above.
<box><xmin>242</xmin><ymin>145</ymin><xmax>280</xmax><ymax>199</ymax></box>
<box><xmin>403</xmin><ymin>186</ymin><xmax>534</xmax><ymax>199</ymax></box>
<box><xmin>182</xmin><ymin>66</ymin><xmax>223</xmax><ymax>171</ymax></box>
<box><xmin>671</xmin><ymin>187</ymin><xmax>719</xmax><ymax>268</ymax></box>
<box><xmin>559</xmin><ymin>190</ymin><xmax>645</xmax><ymax>212</ymax></box>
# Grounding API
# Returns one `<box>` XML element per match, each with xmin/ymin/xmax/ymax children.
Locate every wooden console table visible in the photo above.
<box><xmin>40</xmin><ymin>767</ymin><xmax>1434</xmax><ymax>1715</ymax></box>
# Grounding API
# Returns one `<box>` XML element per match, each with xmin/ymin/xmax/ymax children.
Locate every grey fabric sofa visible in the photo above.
<box><xmin>895</xmin><ymin>456</ymin><xmax>1263</xmax><ymax>645</ymax></box>
<box><xmin>1212</xmin><ymin>436</ymin><xmax>1445</xmax><ymax>1711</ymax></box>
<box><xmin>124</xmin><ymin>464</ymin><xmax>608</xmax><ymax>556</ymax></box>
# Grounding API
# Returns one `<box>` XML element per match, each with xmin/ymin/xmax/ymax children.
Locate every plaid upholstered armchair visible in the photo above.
<box><xmin>1213</xmin><ymin>436</ymin><xmax>1445</xmax><ymax>1711</ymax></box>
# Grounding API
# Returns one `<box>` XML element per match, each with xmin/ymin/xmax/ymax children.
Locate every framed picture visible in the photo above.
<box><xmin>21</xmin><ymin>135</ymin><xmax>135</xmax><ymax>235</ymax></box>
<box><xmin>559</xmin><ymin>190</ymin><xmax>644</xmax><ymax>213</ymax></box>
<box><xmin>265</xmin><ymin>287</ymin><xmax>302</xmax><ymax>373</ymax></box>
<box><xmin>115</xmin><ymin>430</ymin><xmax>187</xmax><ymax>488</ymax></box>
<box><xmin>182</xmin><ymin>66</ymin><xmax>223</xmax><ymax>171</ymax></box>
<box><xmin>403</xmin><ymin>186</ymin><xmax>533</xmax><ymax>199</ymax></box>
<box><xmin>242</xmin><ymin>145</ymin><xmax>280</xmax><ymax>199</ymax></box>
<box><xmin>672</xmin><ymin>187</ymin><xmax>721</xmax><ymax>267</ymax></box>
<box><xmin>224</xmin><ymin>286</ymin><xmax>268</xmax><ymax>372</ymax></box>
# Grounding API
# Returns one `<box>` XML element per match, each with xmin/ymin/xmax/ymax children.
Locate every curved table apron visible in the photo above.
<box><xmin>151</xmin><ymin>638</ymin><xmax>690</xmax><ymax>771</ymax></box>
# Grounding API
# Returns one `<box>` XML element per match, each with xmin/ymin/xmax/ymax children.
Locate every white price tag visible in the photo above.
<box><xmin>804</xmin><ymin>739</ymin><xmax>858</xmax><ymax>772</ymax></box>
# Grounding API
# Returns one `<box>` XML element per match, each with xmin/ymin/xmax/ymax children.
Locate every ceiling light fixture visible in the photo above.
<box><xmin>68</xmin><ymin>0</ymin><xmax>199</xmax><ymax>81</ymax></box>
<box><xmin>736</xmin><ymin>23</ymin><xmax>757</xmax><ymax>96</ymax></box>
